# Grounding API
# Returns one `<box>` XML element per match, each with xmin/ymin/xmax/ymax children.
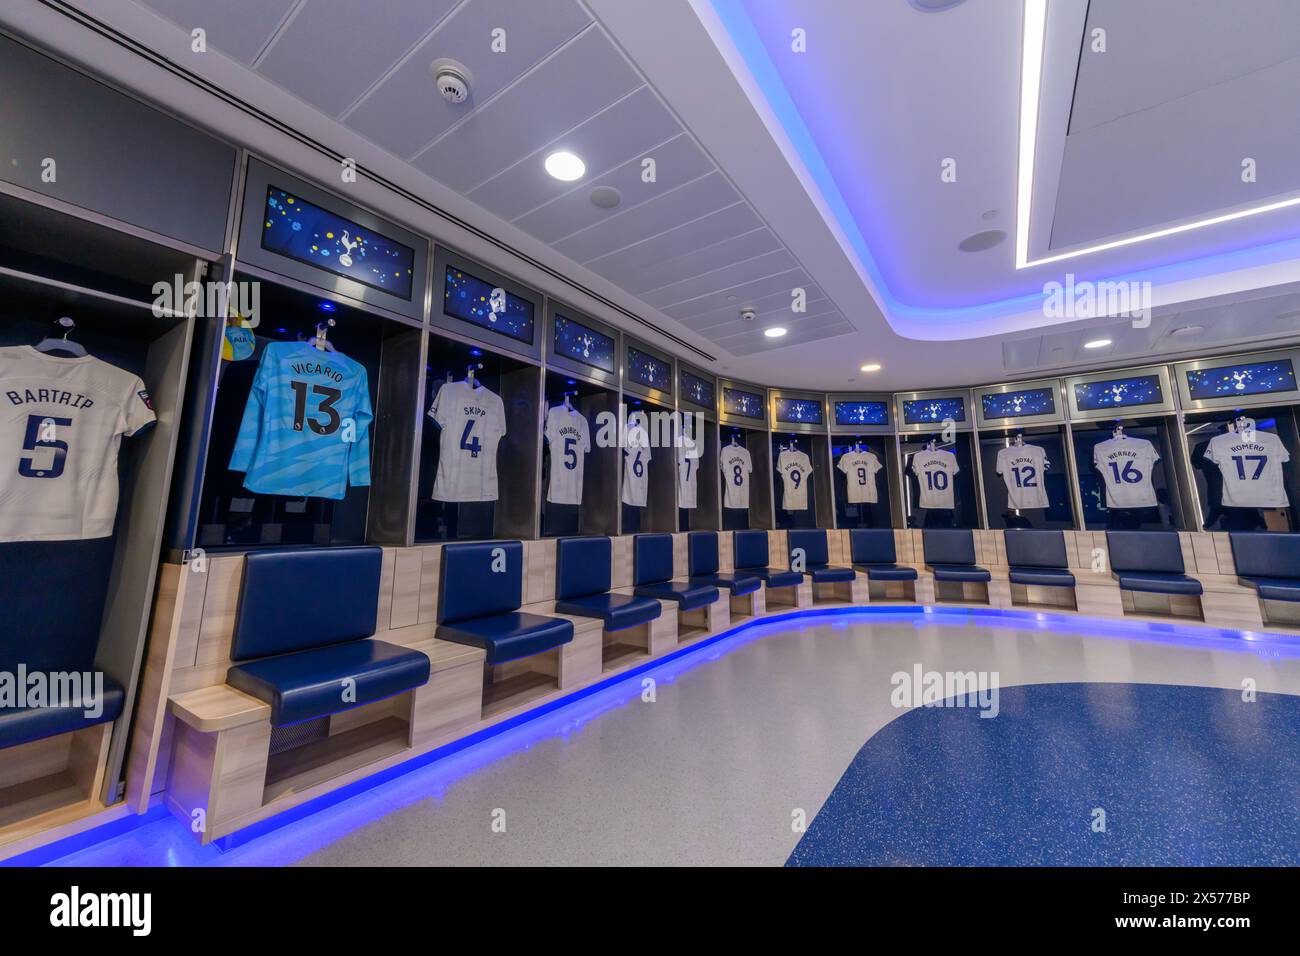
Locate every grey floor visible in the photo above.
<box><xmin>289</xmin><ymin>611</ymin><xmax>1300</xmax><ymax>866</ymax></box>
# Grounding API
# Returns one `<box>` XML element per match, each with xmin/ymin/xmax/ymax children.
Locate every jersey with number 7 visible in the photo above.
<box><xmin>428</xmin><ymin>379</ymin><xmax>506</xmax><ymax>502</ymax></box>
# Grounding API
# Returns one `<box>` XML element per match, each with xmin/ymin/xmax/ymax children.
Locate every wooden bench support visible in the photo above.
<box><xmin>730</xmin><ymin>587</ymin><xmax>765</xmax><ymax>621</ymax></box>
<box><xmin>811</xmin><ymin>574</ymin><xmax>870</xmax><ymax>606</ymax></box>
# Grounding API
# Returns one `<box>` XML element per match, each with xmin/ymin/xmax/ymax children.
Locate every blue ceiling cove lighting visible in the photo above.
<box><xmin>469</xmin><ymin>348</ymin><xmax>482</xmax><ymax>357</ymax></box>
<box><xmin>317</xmin><ymin>301</ymin><xmax>336</xmax><ymax>312</ymax></box>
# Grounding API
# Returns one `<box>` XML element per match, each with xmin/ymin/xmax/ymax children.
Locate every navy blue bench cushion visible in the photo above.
<box><xmin>1229</xmin><ymin>532</ymin><xmax>1300</xmax><ymax>581</ymax></box>
<box><xmin>930</xmin><ymin>564</ymin><xmax>992</xmax><ymax>584</ymax></box>
<box><xmin>690</xmin><ymin>571</ymin><xmax>761</xmax><ymax>596</ymax></box>
<box><xmin>555</xmin><ymin>536</ymin><xmax>612</xmax><ymax>600</ymax></box>
<box><xmin>555</xmin><ymin>592</ymin><xmax>660</xmax><ymax>630</ymax></box>
<box><xmin>230</xmin><ymin>546</ymin><xmax>382</xmax><ymax>661</ymax></box>
<box><xmin>687</xmin><ymin>531</ymin><xmax>720</xmax><ymax>577</ymax></box>
<box><xmin>0</xmin><ymin>675</ymin><xmax>124</xmax><ymax>749</ymax></box>
<box><xmin>1009</xmin><ymin>567</ymin><xmax>1076</xmax><ymax>588</ymax></box>
<box><xmin>227</xmin><ymin>640</ymin><xmax>430</xmax><ymax>727</ymax></box>
<box><xmin>1105</xmin><ymin>531</ymin><xmax>1185</xmax><ymax>574</ymax></box>
<box><xmin>809</xmin><ymin>566</ymin><xmax>857</xmax><ymax>584</ymax></box>
<box><xmin>1003</xmin><ymin>529</ymin><xmax>1069</xmax><ymax>569</ymax></box>
<box><xmin>788</xmin><ymin>529</ymin><xmax>830</xmax><ymax>568</ymax></box>
<box><xmin>732</xmin><ymin>529</ymin><xmax>770</xmax><ymax>570</ymax></box>
<box><xmin>849</xmin><ymin>528</ymin><xmax>898</xmax><ymax>565</ymax></box>
<box><xmin>634</xmin><ymin>580</ymin><xmax>719</xmax><ymax>611</ymax></box>
<box><xmin>633</xmin><ymin>533</ymin><xmax>675</xmax><ymax>586</ymax></box>
<box><xmin>437</xmin><ymin>611</ymin><xmax>573</xmax><ymax>665</ymax></box>
<box><xmin>1236</xmin><ymin>576</ymin><xmax>1300</xmax><ymax>602</ymax></box>
<box><xmin>438</xmin><ymin>541</ymin><xmax>523</xmax><ymax>624</ymax></box>
<box><xmin>747</xmin><ymin>567</ymin><xmax>804</xmax><ymax>589</ymax></box>
<box><xmin>1114</xmin><ymin>571</ymin><xmax>1203</xmax><ymax>596</ymax></box>
<box><xmin>922</xmin><ymin>529</ymin><xmax>976</xmax><ymax>567</ymax></box>
<box><xmin>855</xmin><ymin>563</ymin><xmax>918</xmax><ymax>582</ymax></box>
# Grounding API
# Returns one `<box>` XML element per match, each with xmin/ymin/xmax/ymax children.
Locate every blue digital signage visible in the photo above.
<box><xmin>1185</xmin><ymin>359</ymin><xmax>1297</xmax><ymax>401</ymax></box>
<box><xmin>834</xmin><ymin>400</ymin><xmax>890</xmax><ymax>427</ymax></box>
<box><xmin>775</xmin><ymin>396</ymin><xmax>824</xmax><ymax>425</ymax></box>
<box><xmin>1073</xmin><ymin>375</ymin><xmax>1164</xmax><ymax>412</ymax></box>
<box><xmin>553</xmin><ymin>314</ymin><xmax>615</xmax><ymax>373</ymax></box>
<box><xmin>981</xmin><ymin>387</ymin><xmax>1056</xmax><ymax>420</ymax></box>
<box><xmin>903</xmin><ymin>396</ymin><xmax>966</xmax><ymax>425</ymax></box>
<box><xmin>626</xmin><ymin>346</ymin><xmax>672</xmax><ymax>393</ymax></box>
<box><xmin>723</xmin><ymin>386</ymin><xmax>764</xmax><ymax>421</ymax></box>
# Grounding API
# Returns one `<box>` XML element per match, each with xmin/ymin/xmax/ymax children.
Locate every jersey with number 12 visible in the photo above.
<box><xmin>428</xmin><ymin>379</ymin><xmax>506</xmax><ymax>502</ymax></box>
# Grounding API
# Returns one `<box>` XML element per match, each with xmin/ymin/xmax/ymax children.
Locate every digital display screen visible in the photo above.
<box><xmin>1185</xmin><ymin>359</ymin><xmax>1298</xmax><ymax>400</ymax></box>
<box><xmin>553</xmin><ymin>314</ymin><xmax>614</xmax><ymax>373</ymax></box>
<box><xmin>902</xmin><ymin>396</ymin><xmax>966</xmax><ymax>425</ymax></box>
<box><xmin>834</xmin><ymin>400</ymin><xmax>890</xmax><ymax>427</ymax></box>
<box><xmin>626</xmin><ymin>346</ymin><xmax>672</xmax><ymax>393</ymax></box>
<box><xmin>723</xmin><ymin>386</ymin><xmax>764</xmax><ymax>421</ymax></box>
<box><xmin>680</xmin><ymin>369</ymin><xmax>715</xmax><ymax>409</ymax></box>
<box><xmin>261</xmin><ymin>186</ymin><xmax>415</xmax><ymax>299</ymax></box>
<box><xmin>775</xmin><ymin>396</ymin><xmax>824</xmax><ymax>425</ymax></box>
<box><xmin>981</xmin><ymin>387</ymin><xmax>1056</xmax><ymax>420</ymax></box>
<box><xmin>444</xmin><ymin>266</ymin><xmax>535</xmax><ymax>345</ymax></box>
<box><xmin>1073</xmin><ymin>375</ymin><xmax>1164</xmax><ymax>411</ymax></box>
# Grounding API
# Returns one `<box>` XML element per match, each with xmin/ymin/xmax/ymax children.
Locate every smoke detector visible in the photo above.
<box><xmin>430</xmin><ymin>59</ymin><xmax>472</xmax><ymax>104</ymax></box>
<box><xmin>740</xmin><ymin>307</ymin><xmax>756</xmax><ymax>323</ymax></box>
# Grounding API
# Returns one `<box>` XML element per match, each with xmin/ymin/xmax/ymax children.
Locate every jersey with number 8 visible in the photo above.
<box><xmin>428</xmin><ymin>379</ymin><xmax>506</xmax><ymax>502</ymax></box>
<box><xmin>720</xmin><ymin>444</ymin><xmax>752</xmax><ymax>509</ymax></box>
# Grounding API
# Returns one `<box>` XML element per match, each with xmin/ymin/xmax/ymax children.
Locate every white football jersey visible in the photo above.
<box><xmin>720</xmin><ymin>443</ymin><xmax>752</xmax><ymax>509</ymax></box>
<box><xmin>837</xmin><ymin>450</ymin><xmax>882</xmax><ymax>504</ymax></box>
<box><xmin>912</xmin><ymin>448</ymin><xmax>958</xmax><ymax>510</ymax></box>
<box><xmin>0</xmin><ymin>346</ymin><xmax>155</xmax><ymax>542</ymax></box>
<box><xmin>996</xmin><ymin>444</ymin><xmax>1050</xmax><ymax>510</ymax></box>
<box><xmin>428</xmin><ymin>380</ymin><xmax>506</xmax><ymax>502</ymax></box>
<box><xmin>1093</xmin><ymin>436</ymin><xmax>1159</xmax><ymax>509</ymax></box>
<box><xmin>621</xmin><ymin>412</ymin><xmax>652</xmax><ymax>507</ymax></box>
<box><xmin>776</xmin><ymin>448</ymin><xmax>813</xmax><ymax>511</ymax></box>
<box><xmin>544</xmin><ymin>405</ymin><xmax>590</xmax><ymax>506</ymax></box>
<box><xmin>676</xmin><ymin>440</ymin><xmax>700</xmax><ymax>509</ymax></box>
<box><xmin>1205</xmin><ymin>429</ymin><xmax>1290</xmax><ymax>508</ymax></box>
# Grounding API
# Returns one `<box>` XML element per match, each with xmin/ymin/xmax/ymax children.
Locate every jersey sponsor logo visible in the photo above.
<box><xmin>137</xmin><ymin>389</ymin><xmax>153</xmax><ymax>410</ymax></box>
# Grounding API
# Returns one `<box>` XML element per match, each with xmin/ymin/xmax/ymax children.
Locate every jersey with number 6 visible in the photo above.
<box><xmin>912</xmin><ymin>448</ymin><xmax>958</xmax><ymax>510</ymax></box>
<box><xmin>621</xmin><ymin>412</ymin><xmax>652</xmax><ymax>507</ymax></box>
<box><xmin>0</xmin><ymin>345</ymin><xmax>155</xmax><ymax>542</ymax></box>
<box><xmin>1093</xmin><ymin>436</ymin><xmax>1159</xmax><ymax>508</ymax></box>
<box><xmin>428</xmin><ymin>380</ymin><xmax>506</xmax><ymax>502</ymax></box>
<box><xmin>544</xmin><ymin>405</ymin><xmax>590</xmax><ymax>505</ymax></box>
<box><xmin>231</xmin><ymin>341</ymin><xmax>372</xmax><ymax>500</ymax></box>
<box><xmin>995</xmin><ymin>444</ymin><xmax>1049</xmax><ymax>510</ymax></box>
<box><xmin>720</xmin><ymin>444</ymin><xmax>752</xmax><ymax>509</ymax></box>
<box><xmin>837</xmin><ymin>450</ymin><xmax>882</xmax><ymax>504</ymax></box>
<box><xmin>776</xmin><ymin>448</ymin><xmax>813</xmax><ymax>511</ymax></box>
<box><xmin>1205</xmin><ymin>430</ymin><xmax>1290</xmax><ymax>508</ymax></box>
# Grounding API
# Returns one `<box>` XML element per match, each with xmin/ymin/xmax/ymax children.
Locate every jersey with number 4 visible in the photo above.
<box><xmin>996</xmin><ymin>444</ymin><xmax>1049</xmax><ymax>510</ymax></box>
<box><xmin>1205</xmin><ymin>430</ymin><xmax>1290</xmax><ymax>508</ymax></box>
<box><xmin>231</xmin><ymin>341</ymin><xmax>372</xmax><ymax>500</ymax></box>
<box><xmin>720</xmin><ymin>444</ymin><xmax>752</xmax><ymax>509</ymax></box>
<box><xmin>0</xmin><ymin>345</ymin><xmax>155</xmax><ymax>542</ymax></box>
<box><xmin>1093</xmin><ymin>436</ymin><xmax>1159</xmax><ymax>509</ymax></box>
<box><xmin>776</xmin><ymin>449</ymin><xmax>813</xmax><ymax>511</ymax></box>
<box><xmin>912</xmin><ymin>449</ymin><xmax>958</xmax><ymax>510</ymax></box>
<box><xmin>837</xmin><ymin>450</ymin><xmax>882</xmax><ymax>504</ymax></box>
<box><xmin>544</xmin><ymin>405</ymin><xmax>590</xmax><ymax>505</ymax></box>
<box><xmin>428</xmin><ymin>380</ymin><xmax>506</xmax><ymax>502</ymax></box>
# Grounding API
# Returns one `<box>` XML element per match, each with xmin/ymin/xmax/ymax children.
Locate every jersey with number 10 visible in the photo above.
<box><xmin>230</xmin><ymin>341</ymin><xmax>372</xmax><ymax>500</ymax></box>
<box><xmin>428</xmin><ymin>380</ymin><xmax>506</xmax><ymax>502</ymax></box>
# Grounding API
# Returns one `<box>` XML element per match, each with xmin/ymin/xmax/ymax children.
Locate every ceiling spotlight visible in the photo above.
<box><xmin>545</xmin><ymin>151</ymin><xmax>585</xmax><ymax>181</ymax></box>
<box><xmin>860</xmin><ymin>363</ymin><xmax>881</xmax><ymax>372</ymax></box>
<box><xmin>1083</xmin><ymin>338</ymin><xmax>1112</xmax><ymax>350</ymax></box>
<box><xmin>589</xmin><ymin>185</ymin><xmax>621</xmax><ymax>208</ymax></box>
<box><xmin>764</xmin><ymin>326</ymin><xmax>787</xmax><ymax>338</ymax></box>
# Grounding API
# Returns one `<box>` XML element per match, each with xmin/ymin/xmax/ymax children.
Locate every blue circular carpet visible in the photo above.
<box><xmin>787</xmin><ymin>683</ymin><xmax>1300</xmax><ymax>866</ymax></box>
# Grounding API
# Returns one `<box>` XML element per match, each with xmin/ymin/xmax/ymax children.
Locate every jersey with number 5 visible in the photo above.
<box><xmin>1093</xmin><ymin>436</ymin><xmax>1158</xmax><ymax>509</ymax></box>
<box><xmin>230</xmin><ymin>341</ymin><xmax>372</xmax><ymax>500</ymax></box>
<box><xmin>0</xmin><ymin>345</ymin><xmax>155</xmax><ymax>542</ymax></box>
<box><xmin>544</xmin><ymin>405</ymin><xmax>590</xmax><ymax>505</ymax></box>
<box><xmin>720</xmin><ymin>445</ymin><xmax>753</xmax><ymax>509</ymax></box>
<box><xmin>428</xmin><ymin>379</ymin><xmax>506</xmax><ymax>502</ymax></box>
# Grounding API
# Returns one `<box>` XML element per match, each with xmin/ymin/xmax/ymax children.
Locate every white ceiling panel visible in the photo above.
<box><xmin>139</xmin><ymin>0</ymin><xmax>296</xmax><ymax>63</ymax></box>
<box><xmin>558</xmin><ymin>171</ymin><xmax>741</xmax><ymax>262</ymax></box>
<box><xmin>640</xmin><ymin>249</ymin><xmax>797</xmax><ymax>309</ymax></box>
<box><xmin>682</xmin><ymin>285</ymin><xmax>828</xmax><ymax>332</ymax></box>
<box><xmin>624</xmin><ymin>228</ymin><xmax>779</xmax><ymax>295</ymax></box>
<box><xmin>723</xmin><ymin>317</ymin><xmax>855</xmax><ymax>357</ymax></box>
<box><xmin>412</xmin><ymin>26</ymin><xmax>640</xmax><ymax>192</ymax></box>
<box><xmin>513</xmin><ymin>133</ymin><xmax>714</xmax><ymax>243</ymax></box>
<box><xmin>467</xmin><ymin>86</ymin><xmax>680</xmax><ymax>222</ymax></box>
<box><xmin>691</xmin><ymin>301</ymin><xmax>839</xmax><ymax>341</ymax></box>
<box><xmin>343</xmin><ymin>0</ymin><xmax>593</xmax><ymax>159</ymax></box>
<box><xmin>581</xmin><ymin>201</ymin><xmax>761</xmax><ymax>286</ymax></box>
<box><xmin>662</xmin><ymin>268</ymin><xmax>821</xmax><ymax>321</ymax></box>
<box><xmin>257</xmin><ymin>0</ymin><xmax>460</xmax><ymax>117</ymax></box>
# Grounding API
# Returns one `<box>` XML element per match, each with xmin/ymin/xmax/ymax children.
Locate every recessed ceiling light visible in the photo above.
<box><xmin>544</xmin><ymin>151</ymin><xmax>585</xmax><ymax>181</ymax></box>
<box><xmin>958</xmin><ymin>229</ymin><xmax>1007</xmax><ymax>252</ymax></box>
<box><xmin>1083</xmin><ymin>338</ymin><xmax>1112</xmax><ymax>349</ymax></box>
<box><xmin>860</xmin><ymin>363</ymin><xmax>881</xmax><ymax>372</ymax></box>
<box><xmin>909</xmin><ymin>0</ymin><xmax>967</xmax><ymax>10</ymax></box>
<box><xmin>764</xmin><ymin>326</ymin><xmax>787</xmax><ymax>338</ymax></box>
<box><xmin>1170</xmin><ymin>324</ymin><xmax>1204</xmax><ymax>337</ymax></box>
<box><xmin>589</xmin><ymin>185</ymin><xmax>621</xmax><ymax>208</ymax></box>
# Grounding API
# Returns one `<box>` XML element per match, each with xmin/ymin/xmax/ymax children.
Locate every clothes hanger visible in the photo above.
<box><xmin>309</xmin><ymin>318</ymin><xmax>337</xmax><ymax>352</ymax></box>
<box><xmin>1113</xmin><ymin>422</ymin><xmax>1125</xmax><ymax>440</ymax></box>
<box><xmin>1013</xmin><ymin>433</ymin><xmax>1024</xmax><ymax>446</ymax></box>
<box><xmin>562</xmin><ymin>390</ymin><xmax>576</xmax><ymax>411</ymax></box>
<box><xmin>35</xmin><ymin>316</ymin><xmax>87</xmax><ymax>357</ymax></box>
<box><xmin>465</xmin><ymin>362</ymin><xmax>483</xmax><ymax>387</ymax></box>
<box><xmin>730</xmin><ymin>434</ymin><xmax>739</xmax><ymax>446</ymax></box>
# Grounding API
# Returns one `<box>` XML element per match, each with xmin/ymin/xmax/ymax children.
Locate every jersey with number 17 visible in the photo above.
<box><xmin>428</xmin><ymin>380</ymin><xmax>506</xmax><ymax>502</ymax></box>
